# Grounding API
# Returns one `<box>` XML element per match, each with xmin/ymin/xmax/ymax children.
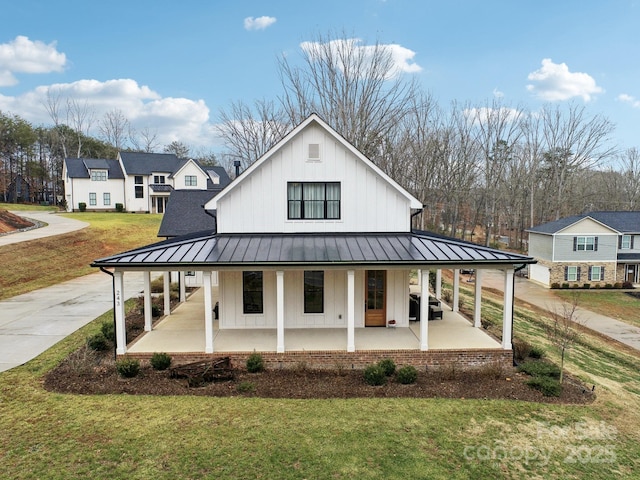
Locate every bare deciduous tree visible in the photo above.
<box><xmin>99</xmin><ymin>109</ymin><xmax>130</xmax><ymax>150</ymax></box>
<box><xmin>546</xmin><ymin>293</ymin><xmax>584</xmax><ymax>384</ymax></box>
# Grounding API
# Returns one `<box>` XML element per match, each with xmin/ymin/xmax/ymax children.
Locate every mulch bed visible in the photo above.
<box><xmin>43</xmin><ymin>349</ymin><xmax>595</xmax><ymax>404</ymax></box>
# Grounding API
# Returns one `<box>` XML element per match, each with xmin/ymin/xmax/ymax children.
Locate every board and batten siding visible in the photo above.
<box><xmin>215</xmin><ymin>124</ymin><xmax>413</xmax><ymax>234</ymax></box>
<box><xmin>218</xmin><ymin>268</ymin><xmax>410</xmax><ymax>329</ymax></box>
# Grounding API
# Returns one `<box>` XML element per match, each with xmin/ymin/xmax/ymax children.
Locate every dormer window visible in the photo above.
<box><xmin>307</xmin><ymin>143</ymin><xmax>321</xmax><ymax>161</ymax></box>
<box><xmin>91</xmin><ymin>170</ymin><xmax>107</xmax><ymax>181</ymax></box>
<box><xmin>288</xmin><ymin>182</ymin><xmax>340</xmax><ymax>220</ymax></box>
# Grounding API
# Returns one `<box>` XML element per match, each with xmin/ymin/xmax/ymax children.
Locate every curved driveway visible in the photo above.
<box><xmin>0</xmin><ymin>211</ymin><xmax>89</xmax><ymax>246</ymax></box>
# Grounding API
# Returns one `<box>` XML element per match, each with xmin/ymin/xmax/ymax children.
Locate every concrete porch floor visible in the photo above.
<box><xmin>127</xmin><ymin>287</ymin><xmax>502</xmax><ymax>354</ymax></box>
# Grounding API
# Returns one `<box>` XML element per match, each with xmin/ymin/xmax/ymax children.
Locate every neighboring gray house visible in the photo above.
<box><xmin>527</xmin><ymin>211</ymin><xmax>640</xmax><ymax>287</ymax></box>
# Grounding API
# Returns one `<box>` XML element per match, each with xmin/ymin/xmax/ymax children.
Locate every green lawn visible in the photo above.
<box><xmin>0</xmin><ymin>202</ymin><xmax>58</xmax><ymax>212</ymax></box>
<box><xmin>553</xmin><ymin>290</ymin><xmax>640</xmax><ymax>329</ymax></box>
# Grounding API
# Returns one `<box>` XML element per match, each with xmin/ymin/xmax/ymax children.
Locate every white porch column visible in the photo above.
<box><xmin>452</xmin><ymin>268</ymin><xmax>460</xmax><ymax>312</ymax></box>
<box><xmin>420</xmin><ymin>269</ymin><xmax>429</xmax><ymax>350</ymax></box>
<box><xmin>417</xmin><ymin>269</ymin><xmax>421</xmax><ymax>286</ymax></box>
<box><xmin>276</xmin><ymin>270</ymin><xmax>285</xmax><ymax>353</ymax></box>
<box><xmin>502</xmin><ymin>268</ymin><xmax>515</xmax><ymax>350</ymax></box>
<box><xmin>435</xmin><ymin>269</ymin><xmax>442</xmax><ymax>300</ymax></box>
<box><xmin>114</xmin><ymin>270</ymin><xmax>127</xmax><ymax>354</ymax></box>
<box><xmin>163</xmin><ymin>272</ymin><xmax>171</xmax><ymax>316</ymax></box>
<box><xmin>347</xmin><ymin>270</ymin><xmax>355</xmax><ymax>352</ymax></box>
<box><xmin>143</xmin><ymin>271</ymin><xmax>152</xmax><ymax>331</ymax></box>
<box><xmin>473</xmin><ymin>269</ymin><xmax>483</xmax><ymax>327</ymax></box>
<box><xmin>204</xmin><ymin>271</ymin><xmax>214</xmax><ymax>353</ymax></box>
<box><xmin>179</xmin><ymin>271</ymin><xmax>186</xmax><ymax>302</ymax></box>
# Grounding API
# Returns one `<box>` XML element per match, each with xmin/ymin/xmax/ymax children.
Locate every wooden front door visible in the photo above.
<box><xmin>365</xmin><ymin>270</ymin><xmax>386</xmax><ymax>327</ymax></box>
<box><xmin>626</xmin><ymin>265</ymin><xmax>637</xmax><ymax>283</ymax></box>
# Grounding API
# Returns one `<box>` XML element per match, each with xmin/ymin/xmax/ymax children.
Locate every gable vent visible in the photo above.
<box><xmin>308</xmin><ymin>143</ymin><xmax>321</xmax><ymax>161</ymax></box>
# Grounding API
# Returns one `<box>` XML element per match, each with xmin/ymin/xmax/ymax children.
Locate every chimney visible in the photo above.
<box><xmin>233</xmin><ymin>160</ymin><xmax>241</xmax><ymax>178</ymax></box>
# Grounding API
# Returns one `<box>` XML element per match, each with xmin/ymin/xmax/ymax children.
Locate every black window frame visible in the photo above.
<box><xmin>243</xmin><ymin>271</ymin><xmax>264</xmax><ymax>314</ymax></box>
<box><xmin>287</xmin><ymin>182</ymin><xmax>341</xmax><ymax>220</ymax></box>
<box><xmin>304</xmin><ymin>271</ymin><xmax>324</xmax><ymax>314</ymax></box>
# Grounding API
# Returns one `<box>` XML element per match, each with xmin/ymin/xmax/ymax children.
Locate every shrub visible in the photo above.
<box><xmin>86</xmin><ymin>333</ymin><xmax>108</xmax><ymax>351</ymax></box>
<box><xmin>622</xmin><ymin>281</ymin><xmax>633</xmax><ymax>289</ymax></box>
<box><xmin>582</xmin><ymin>283</ymin><xmax>591</xmax><ymax>289</ymax></box>
<box><xmin>517</xmin><ymin>360</ymin><xmax>560</xmax><ymax>379</ymax></box>
<box><xmin>237</xmin><ymin>381</ymin><xmax>255</xmax><ymax>393</ymax></box>
<box><xmin>116</xmin><ymin>358</ymin><xmax>140</xmax><ymax>378</ymax></box>
<box><xmin>550</xmin><ymin>282</ymin><xmax>560</xmax><ymax>289</ymax></box>
<box><xmin>604</xmin><ymin>283</ymin><xmax>613</xmax><ymax>289</ymax></box>
<box><xmin>246</xmin><ymin>353</ymin><xmax>265</xmax><ymax>373</ymax></box>
<box><xmin>377</xmin><ymin>358</ymin><xmax>396</xmax><ymax>376</ymax></box>
<box><xmin>100</xmin><ymin>321</ymin><xmax>115</xmax><ymax>342</ymax></box>
<box><xmin>562</xmin><ymin>283</ymin><xmax>569</xmax><ymax>289</ymax></box>
<box><xmin>363</xmin><ymin>364</ymin><xmax>387</xmax><ymax>386</ymax></box>
<box><xmin>78</xmin><ymin>202</ymin><xmax>86</xmax><ymax>212</ymax></box>
<box><xmin>150</xmin><ymin>352</ymin><xmax>172</xmax><ymax>370</ymax></box>
<box><xmin>441</xmin><ymin>289</ymin><xmax>453</xmax><ymax>303</ymax></box>
<box><xmin>115</xmin><ymin>203</ymin><xmax>124</xmax><ymax>212</ymax></box>
<box><xmin>614</xmin><ymin>282</ymin><xmax>623</xmax><ymax>289</ymax></box>
<box><xmin>529</xmin><ymin>346</ymin><xmax>545</xmax><ymax>359</ymax></box>
<box><xmin>479</xmin><ymin>361</ymin><xmax>506</xmax><ymax>379</ymax></box>
<box><xmin>513</xmin><ymin>339</ymin><xmax>532</xmax><ymax>361</ymax></box>
<box><xmin>396</xmin><ymin>365</ymin><xmax>418</xmax><ymax>384</ymax></box>
<box><xmin>151</xmin><ymin>303</ymin><xmax>162</xmax><ymax>317</ymax></box>
<box><xmin>527</xmin><ymin>376</ymin><xmax>562</xmax><ymax>397</ymax></box>
<box><xmin>480</xmin><ymin>317</ymin><xmax>494</xmax><ymax>330</ymax></box>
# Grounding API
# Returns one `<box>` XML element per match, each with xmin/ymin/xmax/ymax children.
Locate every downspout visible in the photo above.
<box><xmin>411</xmin><ymin>205</ymin><xmax>427</xmax><ymax>230</ymax></box>
<box><xmin>512</xmin><ymin>263</ymin><xmax>528</xmax><ymax>366</ymax></box>
<box><xmin>99</xmin><ymin>266</ymin><xmax>117</xmax><ymax>361</ymax></box>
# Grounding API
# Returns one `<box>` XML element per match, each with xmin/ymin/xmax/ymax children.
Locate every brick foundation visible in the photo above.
<box><xmin>122</xmin><ymin>348</ymin><xmax>513</xmax><ymax>371</ymax></box>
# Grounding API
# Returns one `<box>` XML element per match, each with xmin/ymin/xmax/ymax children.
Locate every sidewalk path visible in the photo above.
<box><xmin>481</xmin><ymin>270</ymin><xmax>640</xmax><ymax>351</ymax></box>
<box><xmin>0</xmin><ymin>211</ymin><xmax>88</xmax><ymax>247</ymax></box>
<box><xmin>0</xmin><ymin>271</ymin><xmax>147</xmax><ymax>372</ymax></box>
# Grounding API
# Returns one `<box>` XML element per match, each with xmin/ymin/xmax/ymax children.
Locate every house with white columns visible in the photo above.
<box><xmin>93</xmin><ymin>114</ymin><xmax>534</xmax><ymax>368</ymax></box>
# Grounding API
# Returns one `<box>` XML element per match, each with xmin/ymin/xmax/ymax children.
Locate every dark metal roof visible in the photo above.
<box><xmin>529</xmin><ymin>211</ymin><xmax>640</xmax><ymax>234</ymax></box>
<box><xmin>157</xmin><ymin>189</ymin><xmax>220</xmax><ymax>237</ymax></box>
<box><xmin>65</xmin><ymin>157</ymin><xmax>124</xmax><ymax>179</ymax></box>
<box><xmin>93</xmin><ymin>231</ymin><xmax>535</xmax><ymax>269</ymax></box>
<box><xmin>618</xmin><ymin>252</ymin><xmax>640</xmax><ymax>261</ymax></box>
<box><xmin>149</xmin><ymin>184</ymin><xmax>173</xmax><ymax>193</ymax></box>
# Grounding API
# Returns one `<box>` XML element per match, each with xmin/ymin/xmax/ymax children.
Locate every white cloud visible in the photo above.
<box><xmin>244</xmin><ymin>16</ymin><xmax>277</xmax><ymax>31</ymax></box>
<box><xmin>0</xmin><ymin>78</ymin><xmax>217</xmax><ymax>148</ymax></box>
<box><xmin>526</xmin><ymin>58</ymin><xmax>603</xmax><ymax>102</ymax></box>
<box><xmin>0</xmin><ymin>35</ymin><xmax>66</xmax><ymax>86</ymax></box>
<box><xmin>493</xmin><ymin>88</ymin><xmax>504</xmax><ymax>98</ymax></box>
<box><xmin>618</xmin><ymin>93</ymin><xmax>640</xmax><ymax>108</ymax></box>
<box><xmin>300</xmin><ymin>38</ymin><xmax>422</xmax><ymax>78</ymax></box>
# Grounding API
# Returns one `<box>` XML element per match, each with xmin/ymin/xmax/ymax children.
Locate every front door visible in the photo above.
<box><xmin>365</xmin><ymin>270</ymin><xmax>386</xmax><ymax>327</ymax></box>
<box><xmin>626</xmin><ymin>265</ymin><xmax>637</xmax><ymax>283</ymax></box>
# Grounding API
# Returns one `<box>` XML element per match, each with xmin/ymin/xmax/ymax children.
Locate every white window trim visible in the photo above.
<box><xmin>621</xmin><ymin>234</ymin><xmax>632</xmax><ymax>249</ymax></box>
<box><xmin>567</xmin><ymin>266</ymin><xmax>578</xmax><ymax>282</ymax></box>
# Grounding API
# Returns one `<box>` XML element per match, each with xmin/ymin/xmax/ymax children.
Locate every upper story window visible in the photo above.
<box><xmin>307</xmin><ymin>143</ymin><xmax>321</xmax><ymax>161</ymax></box>
<box><xmin>185</xmin><ymin>175</ymin><xmax>197</xmax><ymax>187</ymax></box>
<box><xmin>621</xmin><ymin>234</ymin><xmax>633</xmax><ymax>249</ymax></box>
<box><xmin>91</xmin><ymin>170</ymin><xmax>107</xmax><ymax>181</ymax></box>
<box><xmin>153</xmin><ymin>175</ymin><xmax>166</xmax><ymax>184</ymax></box>
<box><xmin>574</xmin><ymin>236</ymin><xmax>597</xmax><ymax>251</ymax></box>
<box><xmin>134</xmin><ymin>175</ymin><xmax>144</xmax><ymax>199</ymax></box>
<box><xmin>287</xmin><ymin>182</ymin><xmax>340</xmax><ymax>220</ymax></box>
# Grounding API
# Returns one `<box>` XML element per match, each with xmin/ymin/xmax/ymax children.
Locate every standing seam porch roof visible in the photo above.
<box><xmin>92</xmin><ymin>230</ymin><xmax>535</xmax><ymax>268</ymax></box>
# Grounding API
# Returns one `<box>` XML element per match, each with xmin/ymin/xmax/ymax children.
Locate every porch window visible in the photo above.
<box><xmin>304</xmin><ymin>271</ymin><xmax>324</xmax><ymax>314</ymax></box>
<box><xmin>589</xmin><ymin>266</ymin><xmax>603</xmax><ymax>281</ymax></box>
<box><xmin>243</xmin><ymin>271</ymin><xmax>263</xmax><ymax>314</ymax></box>
<box><xmin>135</xmin><ymin>176</ymin><xmax>144</xmax><ymax>199</ymax></box>
<box><xmin>287</xmin><ymin>182</ymin><xmax>340</xmax><ymax>220</ymax></box>
<box><xmin>574</xmin><ymin>236</ymin><xmax>596</xmax><ymax>251</ymax></box>
<box><xmin>565</xmin><ymin>266</ymin><xmax>579</xmax><ymax>282</ymax></box>
<box><xmin>103</xmin><ymin>192</ymin><xmax>111</xmax><ymax>206</ymax></box>
<box><xmin>89</xmin><ymin>192</ymin><xmax>97</xmax><ymax>206</ymax></box>
<box><xmin>185</xmin><ymin>175</ymin><xmax>197</xmax><ymax>186</ymax></box>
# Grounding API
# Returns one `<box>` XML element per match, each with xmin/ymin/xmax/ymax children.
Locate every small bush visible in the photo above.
<box><xmin>529</xmin><ymin>346</ymin><xmax>545</xmax><ymax>359</ymax></box>
<box><xmin>86</xmin><ymin>333</ymin><xmax>109</xmax><ymax>351</ymax></box>
<box><xmin>622</xmin><ymin>281</ymin><xmax>633</xmax><ymax>289</ymax></box>
<box><xmin>517</xmin><ymin>360</ymin><xmax>560</xmax><ymax>379</ymax></box>
<box><xmin>78</xmin><ymin>202</ymin><xmax>86</xmax><ymax>212</ymax></box>
<box><xmin>480</xmin><ymin>317</ymin><xmax>494</xmax><ymax>330</ymax></box>
<box><xmin>100</xmin><ymin>321</ymin><xmax>115</xmax><ymax>342</ymax></box>
<box><xmin>441</xmin><ymin>289</ymin><xmax>453</xmax><ymax>303</ymax></box>
<box><xmin>582</xmin><ymin>283</ymin><xmax>591</xmax><ymax>289</ymax></box>
<box><xmin>513</xmin><ymin>339</ymin><xmax>532</xmax><ymax>361</ymax></box>
<box><xmin>562</xmin><ymin>283</ymin><xmax>570</xmax><ymax>289</ymax></box>
<box><xmin>115</xmin><ymin>203</ymin><xmax>124</xmax><ymax>212</ymax></box>
<box><xmin>614</xmin><ymin>282</ymin><xmax>623</xmax><ymax>289</ymax></box>
<box><xmin>396</xmin><ymin>365</ymin><xmax>418</xmax><ymax>384</ymax></box>
<box><xmin>436</xmin><ymin>363</ymin><xmax>458</xmax><ymax>381</ymax></box>
<box><xmin>150</xmin><ymin>352</ymin><xmax>172</xmax><ymax>370</ymax></box>
<box><xmin>378</xmin><ymin>358</ymin><xmax>396</xmax><ymax>376</ymax></box>
<box><xmin>151</xmin><ymin>303</ymin><xmax>162</xmax><ymax>317</ymax></box>
<box><xmin>237</xmin><ymin>381</ymin><xmax>255</xmax><ymax>393</ymax></box>
<box><xmin>246</xmin><ymin>353</ymin><xmax>265</xmax><ymax>373</ymax></box>
<box><xmin>604</xmin><ymin>283</ymin><xmax>613</xmax><ymax>289</ymax></box>
<box><xmin>116</xmin><ymin>358</ymin><xmax>140</xmax><ymax>378</ymax></box>
<box><xmin>527</xmin><ymin>376</ymin><xmax>562</xmax><ymax>397</ymax></box>
<box><xmin>550</xmin><ymin>282</ymin><xmax>560</xmax><ymax>289</ymax></box>
<box><xmin>363</xmin><ymin>364</ymin><xmax>387</xmax><ymax>386</ymax></box>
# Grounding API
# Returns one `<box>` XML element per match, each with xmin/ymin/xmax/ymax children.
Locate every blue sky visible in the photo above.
<box><xmin>1</xmin><ymin>0</ymin><xmax>639</xmax><ymax>154</ymax></box>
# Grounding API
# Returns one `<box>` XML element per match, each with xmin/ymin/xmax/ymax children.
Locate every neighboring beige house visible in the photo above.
<box><xmin>527</xmin><ymin>211</ymin><xmax>640</xmax><ymax>287</ymax></box>
<box><xmin>93</xmin><ymin>114</ymin><xmax>535</xmax><ymax>368</ymax></box>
